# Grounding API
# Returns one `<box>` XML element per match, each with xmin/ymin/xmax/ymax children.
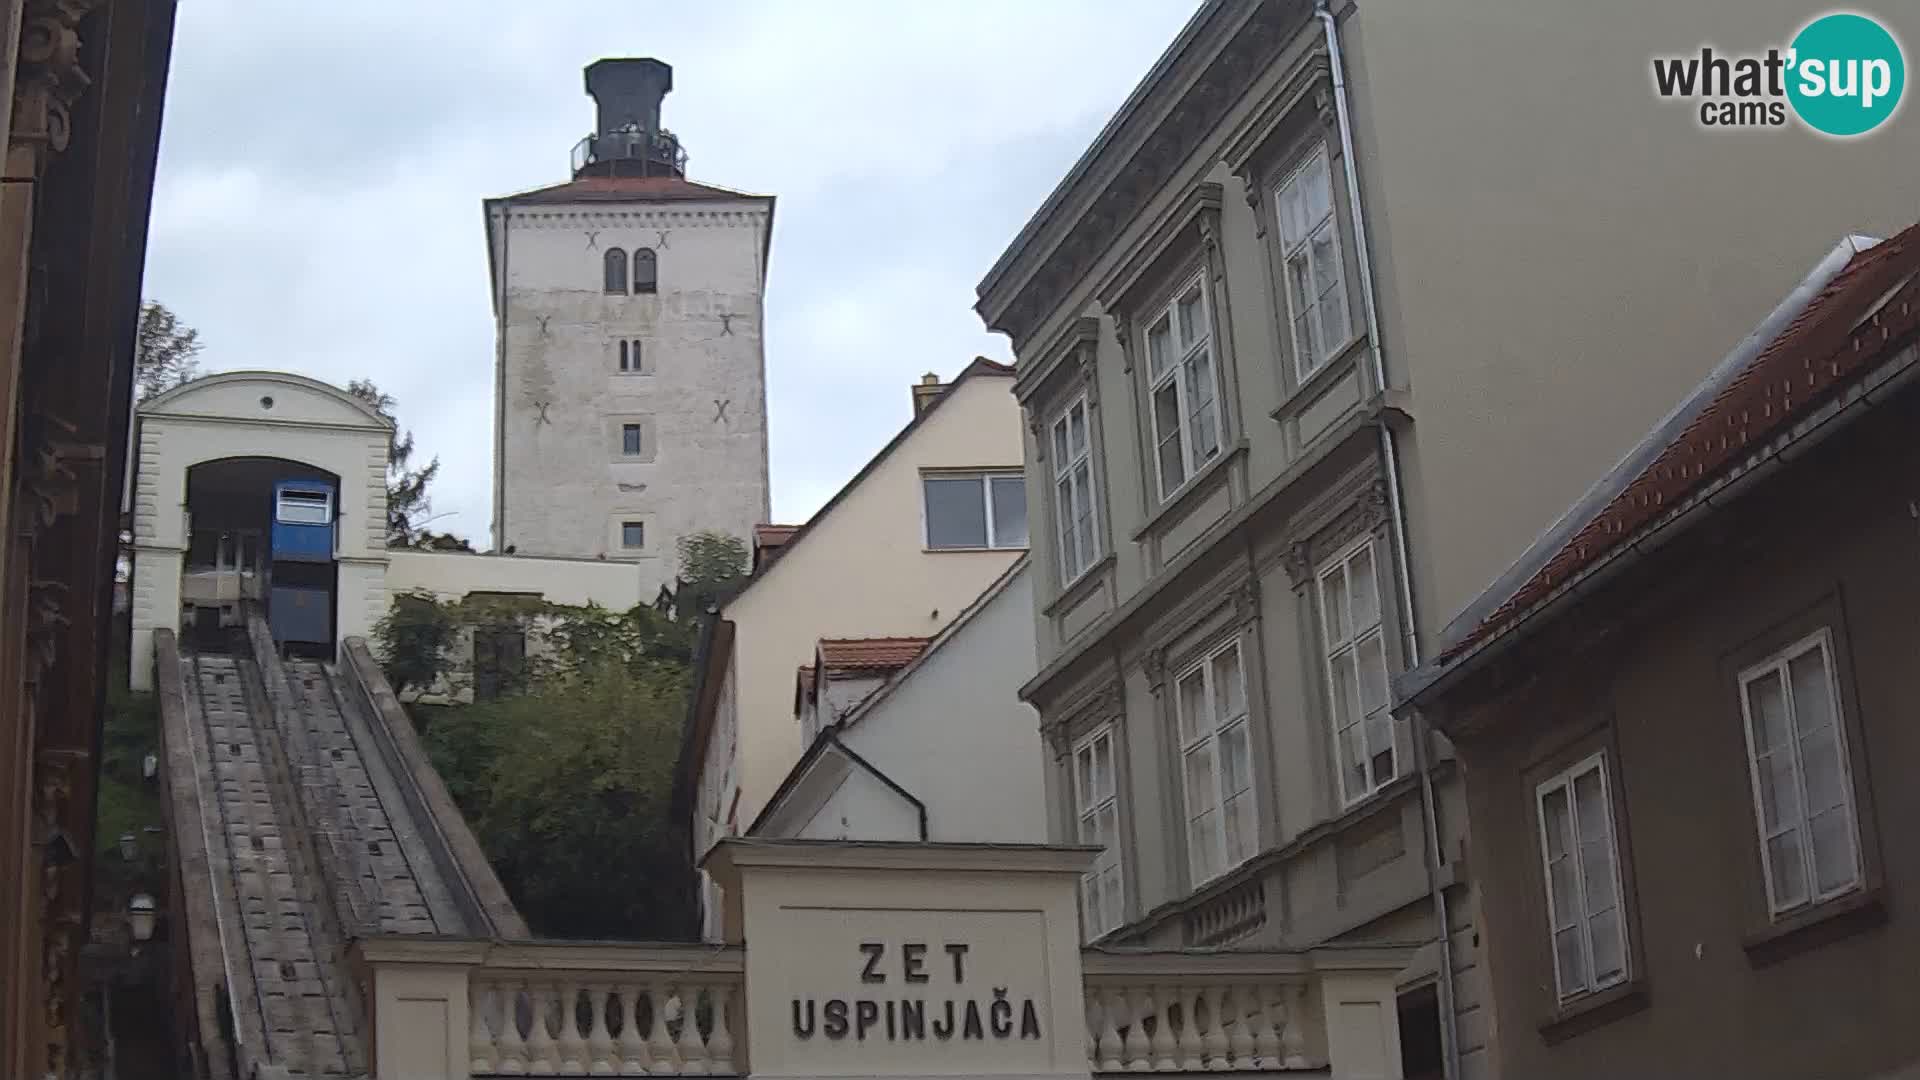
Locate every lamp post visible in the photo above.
<box><xmin>128</xmin><ymin>894</ymin><xmax>156</xmax><ymax>943</ymax></box>
<box><xmin>117</xmin><ymin>832</ymin><xmax>137</xmax><ymax>862</ymax></box>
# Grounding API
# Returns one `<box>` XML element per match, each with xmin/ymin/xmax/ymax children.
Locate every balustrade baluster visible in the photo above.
<box><xmin>1095</xmin><ymin>989</ymin><xmax>1123</xmax><ymax>1072</ymax></box>
<box><xmin>1173</xmin><ymin>986</ymin><xmax>1203</xmax><ymax>1071</ymax></box>
<box><xmin>470</xmin><ymin>982</ymin><xmax>500</xmax><ymax>1075</ymax></box>
<box><xmin>1279</xmin><ymin>986</ymin><xmax>1310</xmax><ymax>1069</ymax></box>
<box><xmin>676</xmin><ymin>985</ymin><xmax>710</xmax><ymax>1075</ymax></box>
<box><xmin>587</xmin><ymin>984</ymin><xmax>616</xmax><ymax>1075</ymax></box>
<box><xmin>618</xmin><ymin>985</ymin><xmax>649</xmax><ymax>1076</ymax></box>
<box><xmin>1250</xmin><ymin>986</ymin><xmax>1281</xmax><ymax>1070</ymax></box>
<box><xmin>496</xmin><ymin>981</ymin><xmax>531</xmax><ymax>1075</ymax></box>
<box><xmin>1123</xmin><ymin>987</ymin><xmax>1152</xmax><ymax>1072</ymax></box>
<box><xmin>1150</xmin><ymin>986</ymin><xmax>1179</xmax><ymax>1071</ymax></box>
<box><xmin>526</xmin><ymin>982</ymin><xmax>561</xmax><ymax>1075</ymax></box>
<box><xmin>558</xmin><ymin>979</ymin><xmax>588</xmax><ymax>1074</ymax></box>
<box><xmin>1225</xmin><ymin>985</ymin><xmax>1256</xmax><ymax>1069</ymax></box>
<box><xmin>647</xmin><ymin>981</ymin><xmax>677</xmax><ymax>1075</ymax></box>
<box><xmin>1202</xmin><ymin>986</ymin><xmax>1231</xmax><ymax>1070</ymax></box>
<box><xmin>707</xmin><ymin>984</ymin><xmax>736</xmax><ymax>1074</ymax></box>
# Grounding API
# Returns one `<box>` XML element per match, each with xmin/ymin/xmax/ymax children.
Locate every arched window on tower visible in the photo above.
<box><xmin>633</xmin><ymin>248</ymin><xmax>658</xmax><ymax>294</ymax></box>
<box><xmin>603</xmin><ymin>247</ymin><xmax>628</xmax><ymax>294</ymax></box>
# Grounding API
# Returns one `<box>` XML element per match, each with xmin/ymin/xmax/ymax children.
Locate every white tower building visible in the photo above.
<box><xmin>485</xmin><ymin>58</ymin><xmax>772</xmax><ymax>589</ymax></box>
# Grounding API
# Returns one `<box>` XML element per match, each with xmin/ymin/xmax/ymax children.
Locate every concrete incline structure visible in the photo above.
<box><xmin>158</xmin><ymin>621</ymin><xmax>526</xmax><ymax>1078</ymax></box>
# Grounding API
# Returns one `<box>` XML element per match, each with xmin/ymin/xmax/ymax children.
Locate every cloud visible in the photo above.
<box><xmin>145</xmin><ymin>0</ymin><xmax>1198</xmax><ymax>539</ymax></box>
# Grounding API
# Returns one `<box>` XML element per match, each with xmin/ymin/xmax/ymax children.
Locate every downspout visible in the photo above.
<box><xmin>492</xmin><ymin>202</ymin><xmax>511</xmax><ymax>552</ymax></box>
<box><xmin>1314</xmin><ymin>4</ymin><xmax>1461</xmax><ymax>1079</ymax></box>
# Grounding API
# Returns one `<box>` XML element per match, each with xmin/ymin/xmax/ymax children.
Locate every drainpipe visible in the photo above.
<box><xmin>1314</xmin><ymin>3</ymin><xmax>1461</xmax><ymax>1079</ymax></box>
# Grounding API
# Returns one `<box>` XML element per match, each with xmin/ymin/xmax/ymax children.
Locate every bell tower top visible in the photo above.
<box><xmin>572</xmin><ymin>58</ymin><xmax>687</xmax><ymax>179</ymax></box>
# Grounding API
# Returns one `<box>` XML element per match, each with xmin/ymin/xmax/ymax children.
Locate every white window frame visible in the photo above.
<box><xmin>275</xmin><ymin>487</ymin><xmax>332</xmax><ymax>525</ymax></box>
<box><xmin>921</xmin><ymin>470</ymin><xmax>1027</xmax><ymax>551</ymax></box>
<box><xmin>1534</xmin><ymin>752</ymin><xmax>1630</xmax><ymax>1002</ymax></box>
<box><xmin>1072</xmin><ymin>725</ymin><xmax>1125</xmax><ymax>940</ymax></box>
<box><xmin>1317</xmin><ymin>537</ymin><xmax>1395</xmax><ymax>806</ymax></box>
<box><xmin>1273</xmin><ymin>144</ymin><xmax>1351</xmax><ymax>382</ymax></box>
<box><xmin>1142</xmin><ymin>274</ymin><xmax>1224</xmax><ymax>501</ymax></box>
<box><xmin>1736</xmin><ymin>628</ymin><xmax>1862</xmax><ymax>918</ymax></box>
<box><xmin>1050</xmin><ymin>393</ymin><xmax>1100</xmax><ymax>584</ymax></box>
<box><xmin>1173</xmin><ymin>638</ymin><xmax>1255</xmax><ymax>887</ymax></box>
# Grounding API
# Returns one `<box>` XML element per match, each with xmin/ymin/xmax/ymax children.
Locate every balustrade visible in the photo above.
<box><xmin>1080</xmin><ymin>951</ymin><xmax>1322</xmax><ymax>1073</ymax></box>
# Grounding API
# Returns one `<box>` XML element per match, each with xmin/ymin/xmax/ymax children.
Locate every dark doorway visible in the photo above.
<box><xmin>1398</xmin><ymin>983</ymin><xmax>1444</xmax><ymax>1080</ymax></box>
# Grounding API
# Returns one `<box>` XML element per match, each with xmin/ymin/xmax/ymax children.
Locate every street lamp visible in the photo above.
<box><xmin>127</xmin><ymin>893</ymin><xmax>156</xmax><ymax>942</ymax></box>
<box><xmin>117</xmin><ymin>833</ymin><xmax>137</xmax><ymax>862</ymax></box>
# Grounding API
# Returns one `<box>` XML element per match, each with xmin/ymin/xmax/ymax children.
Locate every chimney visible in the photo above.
<box><xmin>911</xmin><ymin>372</ymin><xmax>945</xmax><ymax>416</ymax></box>
<box><xmin>575</xmin><ymin>58</ymin><xmax>685</xmax><ymax>178</ymax></box>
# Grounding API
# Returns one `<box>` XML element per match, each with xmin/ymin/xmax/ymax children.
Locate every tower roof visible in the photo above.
<box><xmin>495</xmin><ymin>174</ymin><xmax>769</xmax><ymax>205</ymax></box>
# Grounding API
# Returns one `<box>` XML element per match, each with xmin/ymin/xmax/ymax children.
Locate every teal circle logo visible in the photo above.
<box><xmin>1787</xmin><ymin>12</ymin><xmax>1905</xmax><ymax>136</ymax></box>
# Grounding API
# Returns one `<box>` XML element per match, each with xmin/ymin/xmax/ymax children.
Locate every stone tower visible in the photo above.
<box><xmin>484</xmin><ymin>58</ymin><xmax>772</xmax><ymax>591</ymax></box>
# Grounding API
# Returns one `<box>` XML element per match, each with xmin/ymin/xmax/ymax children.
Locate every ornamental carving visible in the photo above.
<box><xmin>1111</xmin><ymin>311</ymin><xmax>1133</xmax><ymax>374</ymax></box>
<box><xmin>1231</xmin><ymin>577</ymin><xmax>1262</xmax><ymax>626</ymax></box>
<box><xmin>37</xmin><ymin>747</ymin><xmax>88</xmax><ymax>1079</ymax></box>
<box><xmin>1281</xmin><ymin>540</ymin><xmax>1315</xmax><ymax>588</ymax></box>
<box><xmin>1141</xmin><ymin>646</ymin><xmax>1168</xmax><ymax>690</ymax></box>
<box><xmin>13</xmin><ymin>0</ymin><xmax>98</xmax><ymax>163</ymax></box>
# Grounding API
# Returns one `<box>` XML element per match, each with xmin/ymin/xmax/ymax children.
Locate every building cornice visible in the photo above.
<box><xmin>975</xmin><ymin>0</ymin><xmax>1307</xmax><ymax>351</ymax></box>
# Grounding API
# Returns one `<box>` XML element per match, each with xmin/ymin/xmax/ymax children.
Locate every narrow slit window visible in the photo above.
<box><xmin>603</xmin><ymin>247</ymin><xmax>628</xmax><ymax>294</ymax></box>
<box><xmin>621</xmin><ymin>423</ymin><xmax>643</xmax><ymax>457</ymax></box>
<box><xmin>633</xmin><ymin>248</ymin><xmax>658</xmax><ymax>294</ymax></box>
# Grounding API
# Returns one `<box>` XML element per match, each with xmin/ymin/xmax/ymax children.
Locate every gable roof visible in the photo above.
<box><xmin>138</xmin><ymin>369</ymin><xmax>393</xmax><ymax>429</ymax></box>
<box><xmin>818</xmin><ymin>637</ymin><xmax>932</xmax><ymax>673</ymax></box>
<box><xmin>752</xmin><ymin>523</ymin><xmax>800</xmax><ymax>572</ymax></box>
<box><xmin>718</xmin><ymin>356</ymin><xmax>1015</xmax><ymax>611</ymax></box>
<box><xmin>495</xmin><ymin>174</ymin><xmax>769</xmax><ymax>204</ymax></box>
<box><xmin>1405</xmin><ymin>224</ymin><xmax>1920</xmax><ymax>701</ymax></box>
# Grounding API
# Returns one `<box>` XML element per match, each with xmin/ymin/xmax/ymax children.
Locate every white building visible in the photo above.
<box><xmin>484</xmin><ymin>58</ymin><xmax>772</xmax><ymax>591</ymax></box>
<box><xmin>753</xmin><ymin>560</ymin><xmax>1047</xmax><ymax>846</ymax></box>
<box><xmin>126</xmin><ymin>370</ymin><xmax>643</xmax><ymax>690</ymax></box>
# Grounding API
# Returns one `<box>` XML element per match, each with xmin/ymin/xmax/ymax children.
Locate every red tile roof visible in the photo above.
<box><xmin>1438</xmin><ymin>223</ymin><xmax>1920</xmax><ymax>664</ymax></box>
<box><xmin>501</xmin><ymin>175</ymin><xmax>767</xmax><ymax>205</ymax></box>
<box><xmin>816</xmin><ymin>637</ymin><xmax>932</xmax><ymax>674</ymax></box>
<box><xmin>753</xmin><ymin>524</ymin><xmax>799</xmax><ymax>548</ymax></box>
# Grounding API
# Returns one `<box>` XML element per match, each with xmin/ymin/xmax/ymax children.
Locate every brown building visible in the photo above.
<box><xmin>1400</xmin><ymin>225</ymin><xmax>1920</xmax><ymax>1079</ymax></box>
<box><xmin>0</xmin><ymin>1</ymin><xmax>177</xmax><ymax>1077</ymax></box>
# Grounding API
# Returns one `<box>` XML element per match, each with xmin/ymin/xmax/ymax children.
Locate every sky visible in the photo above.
<box><xmin>143</xmin><ymin>0</ymin><xmax>1201</xmax><ymax>542</ymax></box>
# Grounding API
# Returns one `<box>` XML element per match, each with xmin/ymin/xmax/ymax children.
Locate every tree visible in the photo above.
<box><xmin>133</xmin><ymin>301</ymin><xmax>201</xmax><ymax>399</ymax></box>
<box><xmin>667</xmin><ymin>530</ymin><xmax>749</xmax><ymax>624</ymax></box>
<box><xmin>347</xmin><ymin>378</ymin><xmax>444</xmax><ymax>547</ymax></box>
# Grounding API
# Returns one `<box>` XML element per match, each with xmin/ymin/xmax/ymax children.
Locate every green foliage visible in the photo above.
<box><xmin>374</xmin><ymin>590</ymin><xmax>462</xmax><ymax>698</ymax></box>
<box><xmin>94</xmin><ymin>661</ymin><xmax>164</xmax><ymax>896</ymax></box>
<box><xmin>347</xmin><ymin>378</ymin><xmax>449</xmax><ymax>548</ymax></box>
<box><xmin>133</xmin><ymin>301</ymin><xmax>202</xmax><ymax>400</ymax></box>
<box><xmin>671</xmin><ymin>530</ymin><xmax>749</xmax><ymax>623</ymax></box>
<box><xmin>422</xmin><ymin>660</ymin><xmax>693</xmax><ymax>939</ymax></box>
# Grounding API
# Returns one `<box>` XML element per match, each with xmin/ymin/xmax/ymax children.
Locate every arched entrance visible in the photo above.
<box><xmin>179</xmin><ymin>457</ymin><xmax>342</xmax><ymax>655</ymax></box>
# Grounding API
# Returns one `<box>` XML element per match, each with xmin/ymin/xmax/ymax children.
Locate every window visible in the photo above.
<box><xmin>633</xmin><ymin>248</ymin><xmax>658</xmax><ymax>294</ymax></box>
<box><xmin>1319</xmin><ymin>539</ymin><xmax>1394</xmax><ymax>805</ymax></box>
<box><xmin>1144</xmin><ymin>276</ymin><xmax>1222</xmax><ymax>499</ymax></box>
<box><xmin>1050</xmin><ymin>394</ymin><xmax>1100</xmax><ymax>583</ymax></box>
<box><xmin>1174</xmin><ymin>639</ymin><xmax>1254</xmax><ymax>885</ymax></box>
<box><xmin>1274</xmin><ymin>146</ymin><xmax>1350</xmax><ymax>380</ymax></box>
<box><xmin>275</xmin><ymin>487</ymin><xmax>332</xmax><ymax>525</ymax></box>
<box><xmin>1535</xmin><ymin>754</ymin><xmax>1628</xmax><ymax>1001</ymax></box>
<box><xmin>621</xmin><ymin>521</ymin><xmax>645</xmax><ymax>549</ymax></box>
<box><xmin>1073</xmin><ymin>726</ymin><xmax>1124</xmax><ymax>939</ymax></box>
<box><xmin>603</xmin><ymin>247</ymin><xmax>628</xmax><ymax>294</ymax></box>
<box><xmin>621</xmin><ymin>423</ymin><xmax>643</xmax><ymax>456</ymax></box>
<box><xmin>1737</xmin><ymin>629</ymin><xmax>1861</xmax><ymax>917</ymax></box>
<box><xmin>618</xmin><ymin>339</ymin><xmax>644</xmax><ymax>373</ymax></box>
<box><xmin>923</xmin><ymin>472</ymin><xmax>1027</xmax><ymax>550</ymax></box>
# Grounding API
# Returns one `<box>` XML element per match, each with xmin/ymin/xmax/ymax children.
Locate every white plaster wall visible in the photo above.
<box><xmin>384</xmin><ymin>549</ymin><xmax>645</xmax><ymax>609</ymax></box>
<box><xmin>836</xmin><ymin>565</ymin><xmax>1046</xmax><ymax>843</ymax></box>
<box><xmin>128</xmin><ymin>373</ymin><xmax>390</xmax><ymax>689</ymax></box>
<box><xmin>794</xmin><ymin>766</ymin><xmax>923</xmax><ymax>842</ymax></box>
<box><xmin>719</xmin><ymin>373</ymin><xmax>1025</xmax><ymax>833</ymax></box>
<box><xmin>490</xmin><ymin>197</ymin><xmax>772</xmax><ymax>598</ymax></box>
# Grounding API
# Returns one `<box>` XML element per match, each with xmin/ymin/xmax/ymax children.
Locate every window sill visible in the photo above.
<box><xmin>1742</xmin><ymin>885</ymin><xmax>1886</xmax><ymax>968</ymax></box>
<box><xmin>1129</xmin><ymin>441</ymin><xmax>1248</xmax><ymax>544</ymax></box>
<box><xmin>1270</xmin><ymin>333</ymin><xmax>1370</xmax><ymax>423</ymax></box>
<box><xmin>1537</xmin><ymin>978</ymin><xmax>1649</xmax><ymax>1046</ymax></box>
<box><xmin>922</xmin><ymin>545</ymin><xmax>1028</xmax><ymax>555</ymax></box>
<box><xmin>1044</xmin><ymin>553</ymin><xmax>1116</xmax><ymax>618</ymax></box>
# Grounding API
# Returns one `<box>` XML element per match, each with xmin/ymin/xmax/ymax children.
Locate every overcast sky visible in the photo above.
<box><xmin>143</xmin><ymin>1</ymin><xmax>1198</xmax><ymax>541</ymax></box>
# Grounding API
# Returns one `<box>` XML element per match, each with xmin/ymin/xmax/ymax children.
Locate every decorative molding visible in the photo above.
<box><xmin>1281</xmin><ymin>539</ymin><xmax>1315</xmax><ymax>588</ymax></box>
<box><xmin>1142</xmin><ymin>646</ymin><xmax>1168</xmax><ymax>691</ymax></box>
<box><xmin>1113</xmin><ymin>311</ymin><xmax>1133</xmax><ymax>374</ymax></box>
<box><xmin>983</xmin><ymin>0</ymin><xmax>1298</xmax><ymax>349</ymax></box>
<box><xmin>1015</xmin><ymin>315</ymin><xmax>1103</xmax><ymax>410</ymax></box>
<box><xmin>1231</xmin><ymin>576</ymin><xmax>1262</xmax><ymax>626</ymax></box>
<box><xmin>11</xmin><ymin>0</ymin><xmax>98</xmax><ymax>165</ymax></box>
<box><xmin>1313</xmin><ymin>85</ymin><xmax>1337</xmax><ymax>128</ymax></box>
<box><xmin>1043</xmin><ymin>680</ymin><xmax>1125</xmax><ymax>741</ymax></box>
<box><xmin>1093</xmin><ymin>181</ymin><xmax>1224</xmax><ymax>315</ymax></box>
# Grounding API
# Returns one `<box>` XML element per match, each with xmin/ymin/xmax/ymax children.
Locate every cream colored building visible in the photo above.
<box><xmin>974</xmin><ymin>4</ymin><xmax>1920</xmax><ymax>1080</ymax></box>
<box><xmin>680</xmin><ymin>360</ymin><xmax>1027</xmax><ymax>936</ymax></box>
